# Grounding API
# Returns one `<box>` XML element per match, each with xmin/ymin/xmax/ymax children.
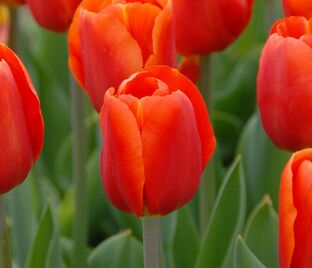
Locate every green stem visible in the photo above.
<box><xmin>8</xmin><ymin>8</ymin><xmax>18</xmax><ymax>50</ymax></box>
<box><xmin>70</xmin><ymin>76</ymin><xmax>88</xmax><ymax>268</ymax></box>
<box><xmin>0</xmin><ymin>196</ymin><xmax>12</xmax><ymax>268</ymax></box>
<box><xmin>142</xmin><ymin>217</ymin><xmax>163</xmax><ymax>268</ymax></box>
<box><xmin>198</xmin><ymin>56</ymin><xmax>216</xmax><ymax>236</ymax></box>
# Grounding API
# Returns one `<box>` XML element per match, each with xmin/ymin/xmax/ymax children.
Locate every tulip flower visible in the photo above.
<box><xmin>26</xmin><ymin>0</ymin><xmax>81</xmax><ymax>32</ymax></box>
<box><xmin>0</xmin><ymin>0</ymin><xmax>24</xmax><ymax>7</ymax></box>
<box><xmin>257</xmin><ymin>16</ymin><xmax>312</xmax><ymax>151</ymax></box>
<box><xmin>100</xmin><ymin>65</ymin><xmax>216</xmax><ymax>217</ymax></box>
<box><xmin>279</xmin><ymin>148</ymin><xmax>312</xmax><ymax>268</ymax></box>
<box><xmin>172</xmin><ymin>0</ymin><xmax>254</xmax><ymax>55</ymax></box>
<box><xmin>0</xmin><ymin>5</ymin><xmax>9</xmax><ymax>44</ymax></box>
<box><xmin>69</xmin><ymin>0</ymin><xmax>176</xmax><ymax>112</ymax></box>
<box><xmin>0</xmin><ymin>44</ymin><xmax>44</xmax><ymax>194</ymax></box>
<box><xmin>282</xmin><ymin>0</ymin><xmax>312</xmax><ymax>19</ymax></box>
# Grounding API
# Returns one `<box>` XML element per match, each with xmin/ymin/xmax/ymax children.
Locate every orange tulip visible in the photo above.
<box><xmin>0</xmin><ymin>0</ymin><xmax>24</xmax><ymax>7</ymax></box>
<box><xmin>26</xmin><ymin>0</ymin><xmax>81</xmax><ymax>32</ymax></box>
<box><xmin>279</xmin><ymin>148</ymin><xmax>312</xmax><ymax>268</ymax></box>
<box><xmin>282</xmin><ymin>0</ymin><xmax>312</xmax><ymax>19</ymax></box>
<box><xmin>0</xmin><ymin>44</ymin><xmax>44</xmax><ymax>194</ymax></box>
<box><xmin>69</xmin><ymin>0</ymin><xmax>176</xmax><ymax>112</ymax></box>
<box><xmin>100</xmin><ymin>65</ymin><xmax>216</xmax><ymax>217</ymax></box>
<box><xmin>172</xmin><ymin>0</ymin><xmax>254</xmax><ymax>55</ymax></box>
<box><xmin>257</xmin><ymin>17</ymin><xmax>312</xmax><ymax>151</ymax></box>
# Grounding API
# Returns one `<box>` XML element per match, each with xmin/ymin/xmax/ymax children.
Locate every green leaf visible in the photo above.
<box><xmin>88</xmin><ymin>231</ymin><xmax>143</xmax><ymax>268</ymax></box>
<box><xmin>244</xmin><ymin>195</ymin><xmax>278</xmax><ymax>268</ymax></box>
<box><xmin>25</xmin><ymin>204</ymin><xmax>54</xmax><ymax>268</ymax></box>
<box><xmin>237</xmin><ymin>113</ymin><xmax>290</xmax><ymax>212</ymax></box>
<box><xmin>196</xmin><ymin>156</ymin><xmax>246</xmax><ymax>268</ymax></box>
<box><xmin>234</xmin><ymin>236</ymin><xmax>266</xmax><ymax>268</ymax></box>
<box><xmin>172</xmin><ymin>205</ymin><xmax>200</xmax><ymax>268</ymax></box>
<box><xmin>6</xmin><ymin>177</ymin><xmax>37</xmax><ymax>268</ymax></box>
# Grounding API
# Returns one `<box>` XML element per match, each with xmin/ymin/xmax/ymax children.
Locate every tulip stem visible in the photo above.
<box><xmin>0</xmin><ymin>195</ymin><xmax>12</xmax><ymax>268</ymax></box>
<box><xmin>142</xmin><ymin>217</ymin><xmax>163</xmax><ymax>268</ymax></box>
<box><xmin>198</xmin><ymin>56</ymin><xmax>216</xmax><ymax>236</ymax></box>
<box><xmin>8</xmin><ymin>8</ymin><xmax>18</xmax><ymax>50</ymax></box>
<box><xmin>70</xmin><ymin>76</ymin><xmax>88</xmax><ymax>268</ymax></box>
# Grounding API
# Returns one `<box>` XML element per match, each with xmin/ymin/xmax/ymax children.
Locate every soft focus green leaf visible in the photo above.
<box><xmin>234</xmin><ymin>236</ymin><xmax>265</xmax><ymax>268</ymax></box>
<box><xmin>172</xmin><ymin>205</ymin><xmax>200</xmax><ymax>268</ymax></box>
<box><xmin>237</xmin><ymin>113</ymin><xmax>290</xmax><ymax>212</ymax></box>
<box><xmin>196</xmin><ymin>157</ymin><xmax>246</xmax><ymax>268</ymax></box>
<box><xmin>25</xmin><ymin>204</ymin><xmax>54</xmax><ymax>268</ymax></box>
<box><xmin>244</xmin><ymin>195</ymin><xmax>278</xmax><ymax>268</ymax></box>
<box><xmin>87</xmin><ymin>231</ymin><xmax>143</xmax><ymax>268</ymax></box>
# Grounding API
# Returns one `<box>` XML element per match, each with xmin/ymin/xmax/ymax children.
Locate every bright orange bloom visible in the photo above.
<box><xmin>0</xmin><ymin>44</ymin><xmax>44</xmax><ymax>194</ymax></box>
<box><xmin>69</xmin><ymin>0</ymin><xmax>176</xmax><ymax>112</ymax></box>
<box><xmin>0</xmin><ymin>0</ymin><xmax>24</xmax><ymax>7</ymax></box>
<box><xmin>257</xmin><ymin>17</ymin><xmax>312</xmax><ymax>151</ymax></box>
<box><xmin>172</xmin><ymin>0</ymin><xmax>253</xmax><ymax>55</ymax></box>
<box><xmin>279</xmin><ymin>149</ymin><xmax>312</xmax><ymax>268</ymax></box>
<box><xmin>282</xmin><ymin>0</ymin><xmax>312</xmax><ymax>19</ymax></box>
<box><xmin>100</xmin><ymin>65</ymin><xmax>215</xmax><ymax>217</ymax></box>
<box><xmin>26</xmin><ymin>0</ymin><xmax>81</xmax><ymax>32</ymax></box>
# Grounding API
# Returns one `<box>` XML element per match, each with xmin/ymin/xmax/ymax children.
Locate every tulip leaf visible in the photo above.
<box><xmin>234</xmin><ymin>236</ymin><xmax>266</xmax><ymax>268</ymax></box>
<box><xmin>172</xmin><ymin>205</ymin><xmax>200</xmax><ymax>268</ymax></box>
<box><xmin>244</xmin><ymin>195</ymin><xmax>278</xmax><ymax>268</ymax></box>
<box><xmin>25</xmin><ymin>204</ymin><xmax>54</xmax><ymax>268</ymax></box>
<box><xmin>237</xmin><ymin>113</ymin><xmax>290</xmax><ymax>212</ymax></box>
<box><xmin>195</xmin><ymin>156</ymin><xmax>246</xmax><ymax>268</ymax></box>
<box><xmin>87</xmin><ymin>231</ymin><xmax>143</xmax><ymax>268</ymax></box>
<box><xmin>6</xmin><ymin>177</ymin><xmax>37</xmax><ymax>268</ymax></box>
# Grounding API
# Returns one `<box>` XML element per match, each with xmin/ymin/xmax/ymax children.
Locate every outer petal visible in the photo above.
<box><xmin>27</xmin><ymin>0</ymin><xmax>80</xmax><ymax>32</ymax></box>
<box><xmin>139</xmin><ymin>65</ymin><xmax>216</xmax><ymax>169</ymax></box>
<box><xmin>0</xmin><ymin>59</ymin><xmax>33</xmax><ymax>194</ymax></box>
<box><xmin>146</xmin><ymin>0</ymin><xmax>176</xmax><ymax>67</ymax></box>
<box><xmin>173</xmin><ymin>0</ymin><xmax>253</xmax><ymax>55</ymax></box>
<box><xmin>141</xmin><ymin>91</ymin><xmax>202</xmax><ymax>215</ymax></box>
<box><xmin>279</xmin><ymin>149</ymin><xmax>312</xmax><ymax>268</ymax></box>
<box><xmin>257</xmin><ymin>34</ymin><xmax>312</xmax><ymax>151</ymax></box>
<box><xmin>0</xmin><ymin>44</ymin><xmax>43</xmax><ymax>161</ymax></box>
<box><xmin>282</xmin><ymin>0</ymin><xmax>312</xmax><ymax>19</ymax></box>
<box><xmin>100</xmin><ymin>89</ymin><xmax>145</xmax><ymax>217</ymax></box>
<box><xmin>72</xmin><ymin>9</ymin><xmax>143</xmax><ymax>111</ymax></box>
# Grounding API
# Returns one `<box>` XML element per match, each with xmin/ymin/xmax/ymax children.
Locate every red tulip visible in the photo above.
<box><xmin>26</xmin><ymin>0</ymin><xmax>81</xmax><ymax>32</ymax></box>
<box><xmin>0</xmin><ymin>44</ymin><xmax>44</xmax><ymax>194</ymax></box>
<box><xmin>257</xmin><ymin>16</ymin><xmax>312</xmax><ymax>151</ymax></box>
<box><xmin>172</xmin><ymin>0</ymin><xmax>253</xmax><ymax>55</ymax></box>
<box><xmin>100</xmin><ymin>65</ymin><xmax>215</xmax><ymax>217</ymax></box>
<box><xmin>279</xmin><ymin>148</ymin><xmax>312</xmax><ymax>268</ymax></box>
<box><xmin>282</xmin><ymin>0</ymin><xmax>312</xmax><ymax>19</ymax></box>
<box><xmin>69</xmin><ymin>0</ymin><xmax>176</xmax><ymax>112</ymax></box>
<box><xmin>0</xmin><ymin>0</ymin><xmax>24</xmax><ymax>7</ymax></box>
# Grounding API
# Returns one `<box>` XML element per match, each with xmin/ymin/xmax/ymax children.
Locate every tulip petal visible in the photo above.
<box><xmin>0</xmin><ymin>44</ymin><xmax>44</xmax><ymax>161</ymax></box>
<box><xmin>75</xmin><ymin>9</ymin><xmax>143</xmax><ymax>111</ymax></box>
<box><xmin>100</xmin><ymin>89</ymin><xmax>145</xmax><ymax>217</ymax></box>
<box><xmin>141</xmin><ymin>91</ymin><xmax>202</xmax><ymax>215</ymax></box>
<box><xmin>146</xmin><ymin>0</ymin><xmax>176</xmax><ymax>67</ymax></box>
<box><xmin>142</xmin><ymin>65</ymin><xmax>216</xmax><ymax>169</ymax></box>
<box><xmin>0</xmin><ymin>59</ymin><xmax>33</xmax><ymax>193</ymax></box>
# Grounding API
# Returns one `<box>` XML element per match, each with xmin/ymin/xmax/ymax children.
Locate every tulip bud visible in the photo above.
<box><xmin>257</xmin><ymin>17</ymin><xmax>312</xmax><ymax>151</ymax></box>
<box><xmin>100</xmin><ymin>65</ymin><xmax>216</xmax><ymax>217</ymax></box>
<box><xmin>172</xmin><ymin>0</ymin><xmax>254</xmax><ymax>55</ymax></box>
<box><xmin>0</xmin><ymin>5</ymin><xmax>9</xmax><ymax>44</ymax></box>
<box><xmin>279</xmin><ymin>148</ymin><xmax>312</xmax><ymax>268</ymax></box>
<box><xmin>26</xmin><ymin>0</ymin><xmax>81</xmax><ymax>32</ymax></box>
<box><xmin>282</xmin><ymin>0</ymin><xmax>312</xmax><ymax>19</ymax></box>
<box><xmin>69</xmin><ymin>0</ymin><xmax>176</xmax><ymax>112</ymax></box>
<box><xmin>0</xmin><ymin>44</ymin><xmax>44</xmax><ymax>194</ymax></box>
